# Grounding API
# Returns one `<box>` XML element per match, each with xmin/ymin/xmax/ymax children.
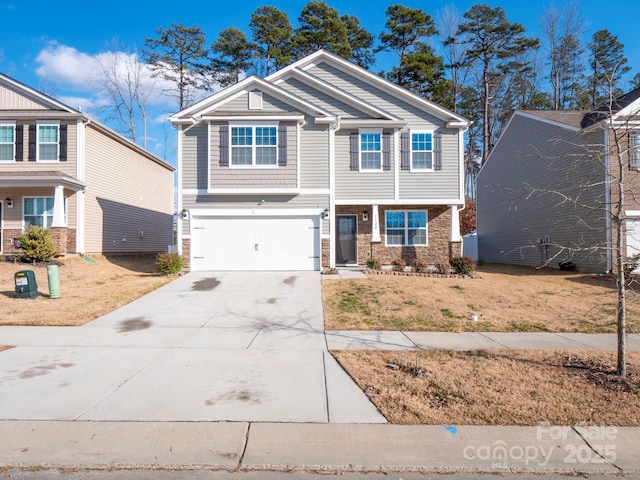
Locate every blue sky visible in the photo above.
<box><xmin>1</xmin><ymin>0</ymin><xmax>639</xmax><ymax>164</ymax></box>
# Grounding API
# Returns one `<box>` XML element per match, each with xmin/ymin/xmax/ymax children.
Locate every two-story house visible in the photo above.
<box><xmin>170</xmin><ymin>50</ymin><xmax>470</xmax><ymax>271</ymax></box>
<box><xmin>0</xmin><ymin>73</ymin><xmax>175</xmax><ymax>256</ymax></box>
<box><xmin>476</xmin><ymin>88</ymin><xmax>640</xmax><ymax>272</ymax></box>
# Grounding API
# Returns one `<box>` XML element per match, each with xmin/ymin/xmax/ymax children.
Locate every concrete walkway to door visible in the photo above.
<box><xmin>0</xmin><ymin>271</ymin><xmax>385</xmax><ymax>424</ymax></box>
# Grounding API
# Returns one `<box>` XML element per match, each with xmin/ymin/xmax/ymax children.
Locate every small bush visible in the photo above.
<box><xmin>411</xmin><ymin>257</ymin><xmax>430</xmax><ymax>273</ymax></box>
<box><xmin>450</xmin><ymin>256</ymin><xmax>476</xmax><ymax>275</ymax></box>
<box><xmin>392</xmin><ymin>258</ymin><xmax>406</xmax><ymax>272</ymax></box>
<box><xmin>366</xmin><ymin>257</ymin><xmax>381</xmax><ymax>270</ymax></box>
<box><xmin>624</xmin><ymin>253</ymin><xmax>640</xmax><ymax>278</ymax></box>
<box><xmin>434</xmin><ymin>261</ymin><xmax>451</xmax><ymax>275</ymax></box>
<box><xmin>156</xmin><ymin>251</ymin><xmax>183</xmax><ymax>274</ymax></box>
<box><xmin>19</xmin><ymin>225</ymin><xmax>57</xmax><ymax>262</ymax></box>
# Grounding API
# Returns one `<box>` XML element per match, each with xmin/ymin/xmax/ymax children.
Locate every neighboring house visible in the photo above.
<box><xmin>0</xmin><ymin>73</ymin><xmax>175</xmax><ymax>256</ymax></box>
<box><xmin>170</xmin><ymin>50</ymin><xmax>470</xmax><ymax>271</ymax></box>
<box><xmin>476</xmin><ymin>88</ymin><xmax>640</xmax><ymax>272</ymax></box>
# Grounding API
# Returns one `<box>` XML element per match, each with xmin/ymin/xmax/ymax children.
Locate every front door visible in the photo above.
<box><xmin>336</xmin><ymin>215</ymin><xmax>357</xmax><ymax>265</ymax></box>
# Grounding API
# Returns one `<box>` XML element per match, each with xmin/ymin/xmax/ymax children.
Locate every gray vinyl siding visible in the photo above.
<box><xmin>477</xmin><ymin>113</ymin><xmax>608</xmax><ymax>271</ymax></box>
<box><xmin>278</xmin><ymin>77</ymin><xmax>372</xmax><ymax>119</ymax></box>
<box><xmin>209</xmin><ymin>121</ymin><xmax>297</xmax><ymax>188</ymax></box>
<box><xmin>335</xmin><ymin>129</ymin><xmax>394</xmax><ymax>200</ymax></box>
<box><xmin>300</xmin><ymin>121</ymin><xmax>329</xmax><ymax>189</ymax></box>
<box><xmin>181</xmin><ymin>123</ymin><xmax>208</xmax><ymax>190</ymax></box>
<box><xmin>83</xmin><ymin>126</ymin><xmax>174</xmax><ymax>254</ymax></box>
<box><xmin>399</xmin><ymin>129</ymin><xmax>460</xmax><ymax>199</ymax></box>
<box><xmin>222</xmin><ymin>90</ymin><xmax>299</xmax><ymax>112</ymax></box>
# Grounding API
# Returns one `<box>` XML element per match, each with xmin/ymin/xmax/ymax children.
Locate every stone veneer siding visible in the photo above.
<box><xmin>321</xmin><ymin>238</ymin><xmax>330</xmax><ymax>269</ymax></box>
<box><xmin>182</xmin><ymin>238</ymin><xmax>191</xmax><ymax>270</ymax></box>
<box><xmin>336</xmin><ymin>205</ymin><xmax>455</xmax><ymax>267</ymax></box>
<box><xmin>3</xmin><ymin>228</ymin><xmax>77</xmax><ymax>256</ymax></box>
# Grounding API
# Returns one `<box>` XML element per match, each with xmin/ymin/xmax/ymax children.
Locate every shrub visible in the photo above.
<box><xmin>392</xmin><ymin>258</ymin><xmax>406</xmax><ymax>272</ymax></box>
<box><xmin>19</xmin><ymin>225</ymin><xmax>57</xmax><ymax>262</ymax></box>
<box><xmin>366</xmin><ymin>257</ymin><xmax>381</xmax><ymax>270</ymax></box>
<box><xmin>434</xmin><ymin>261</ymin><xmax>451</xmax><ymax>275</ymax></box>
<box><xmin>411</xmin><ymin>257</ymin><xmax>430</xmax><ymax>273</ymax></box>
<box><xmin>450</xmin><ymin>256</ymin><xmax>476</xmax><ymax>275</ymax></box>
<box><xmin>156</xmin><ymin>251</ymin><xmax>183</xmax><ymax>274</ymax></box>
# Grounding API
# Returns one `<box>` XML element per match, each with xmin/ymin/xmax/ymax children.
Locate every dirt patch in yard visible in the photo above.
<box><xmin>0</xmin><ymin>255</ymin><xmax>172</xmax><ymax>327</ymax></box>
<box><xmin>323</xmin><ymin>264</ymin><xmax>640</xmax><ymax>333</ymax></box>
<box><xmin>332</xmin><ymin>349</ymin><xmax>640</xmax><ymax>425</ymax></box>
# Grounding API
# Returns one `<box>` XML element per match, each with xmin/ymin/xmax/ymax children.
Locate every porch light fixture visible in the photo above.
<box><xmin>5</xmin><ymin>197</ymin><xmax>13</xmax><ymax>208</ymax></box>
<box><xmin>362</xmin><ymin>211</ymin><xmax>369</xmax><ymax>221</ymax></box>
<box><xmin>322</xmin><ymin>208</ymin><xmax>330</xmax><ymax>219</ymax></box>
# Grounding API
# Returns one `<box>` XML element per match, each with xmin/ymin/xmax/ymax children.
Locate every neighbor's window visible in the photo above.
<box><xmin>360</xmin><ymin>131</ymin><xmax>382</xmax><ymax>170</ymax></box>
<box><xmin>23</xmin><ymin>197</ymin><xmax>66</xmax><ymax>228</ymax></box>
<box><xmin>37</xmin><ymin>123</ymin><xmax>59</xmax><ymax>161</ymax></box>
<box><xmin>231</xmin><ymin>125</ymin><xmax>277</xmax><ymax>166</ymax></box>
<box><xmin>0</xmin><ymin>123</ymin><xmax>15</xmax><ymax>161</ymax></box>
<box><xmin>385</xmin><ymin>210</ymin><xmax>427</xmax><ymax>246</ymax></box>
<box><xmin>411</xmin><ymin>131</ymin><xmax>433</xmax><ymax>170</ymax></box>
<box><xmin>631</xmin><ymin>131</ymin><xmax>640</xmax><ymax>170</ymax></box>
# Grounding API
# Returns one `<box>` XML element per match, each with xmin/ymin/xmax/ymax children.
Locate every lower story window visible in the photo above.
<box><xmin>385</xmin><ymin>210</ymin><xmax>427</xmax><ymax>246</ymax></box>
<box><xmin>23</xmin><ymin>197</ymin><xmax>65</xmax><ymax>228</ymax></box>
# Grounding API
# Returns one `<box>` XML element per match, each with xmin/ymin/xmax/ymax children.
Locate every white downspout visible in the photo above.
<box><xmin>329</xmin><ymin>116</ymin><xmax>340</xmax><ymax>269</ymax></box>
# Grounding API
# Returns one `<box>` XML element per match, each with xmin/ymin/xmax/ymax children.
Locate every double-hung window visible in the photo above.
<box><xmin>0</xmin><ymin>123</ymin><xmax>15</xmax><ymax>161</ymax></box>
<box><xmin>411</xmin><ymin>131</ymin><xmax>433</xmax><ymax>170</ymax></box>
<box><xmin>360</xmin><ymin>130</ymin><xmax>382</xmax><ymax>170</ymax></box>
<box><xmin>631</xmin><ymin>131</ymin><xmax>640</xmax><ymax>170</ymax></box>
<box><xmin>37</xmin><ymin>122</ymin><xmax>59</xmax><ymax>161</ymax></box>
<box><xmin>23</xmin><ymin>197</ymin><xmax>57</xmax><ymax>228</ymax></box>
<box><xmin>385</xmin><ymin>210</ymin><xmax>428</xmax><ymax>246</ymax></box>
<box><xmin>231</xmin><ymin>125</ymin><xmax>277</xmax><ymax>166</ymax></box>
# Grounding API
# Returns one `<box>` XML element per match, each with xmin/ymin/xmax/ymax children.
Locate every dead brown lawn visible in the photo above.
<box><xmin>323</xmin><ymin>264</ymin><xmax>640</xmax><ymax>333</ymax></box>
<box><xmin>332</xmin><ymin>349</ymin><xmax>640</xmax><ymax>425</ymax></box>
<box><xmin>0</xmin><ymin>255</ymin><xmax>172</xmax><ymax>326</ymax></box>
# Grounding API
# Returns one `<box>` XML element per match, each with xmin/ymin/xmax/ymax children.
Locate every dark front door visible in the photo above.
<box><xmin>336</xmin><ymin>215</ymin><xmax>357</xmax><ymax>264</ymax></box>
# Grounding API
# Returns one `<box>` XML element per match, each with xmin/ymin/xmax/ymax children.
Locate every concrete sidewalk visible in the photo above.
<box><xmin>2</xmin><ymin>421</ymin><xmax>639</xmax><ymax>474</ymax></box>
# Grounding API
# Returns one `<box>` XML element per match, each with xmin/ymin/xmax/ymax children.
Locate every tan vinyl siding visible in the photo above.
<box><xmin>222</xmin><ymin>91</ymin><xmax>299</xmax><ymax>112</ymax></box>
<box><xmin>181</xmin><ymin>123</ymin><xmax>208</xmax><ymax>190</ymax></box>
<box><xmin>477</xmin><ymin>114</ymin><xmax>607</xmax><ymax>270</ymax></box>
<box><xmin>209</xmin><ymin>121</ymin><xmax>297</xmax><ymax>188</ymax></box>
<box><xmin>399</xmin><ymin>129</ymin><xmax>461</xmax><ymax>199</ymax></box>
<box><xmin>0</xmin><ymin>84</ymin><xmax>50</xmax><ymax>110</ymax></box>
<box><xmin>1</xmin><ymin>187</ymin><xmax>77</xmax><ymax>231</ymax></box>
<box><xmin>335</xmin><ymin>129</ymin><xmax>394</xmax><ymax>200</ymax></box>
<box><xmin>83</xmin><ymin>126</ymin><xmax>174</xmax><ymax>253</ymax></box>
<box><xmin>300</xmin><ymin>121</ymin><xmax>329</xmax><ymax>189</ymax></box>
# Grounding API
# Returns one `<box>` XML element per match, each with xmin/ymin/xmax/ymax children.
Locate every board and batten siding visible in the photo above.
<box><xmin>477</xmin><ymin>113</ymin><xmax>607</xmax><ymax>271</ymax></box>
<box><xmin>209</xmin><ymin>121</ymin><xmax>297</xmax><ymax>188</ymax></box>
<box><xmin>0</xmin><ymin>84</ymin><xmax>50</xmax><ymax>110</ymax></box>
<box><xmin>181</xmin><ymin>123</ymin><xmax>209</xmax><ymax>191</ymax></box>
<box><xmin>399</xmin><ymin>129</ymin><xmax>460</xmax><ymax>199</ymax></box>
<box><xmin>83</xmin><ymin>126</ymin><xmax>174</xmax><ymax>254</ymax></box>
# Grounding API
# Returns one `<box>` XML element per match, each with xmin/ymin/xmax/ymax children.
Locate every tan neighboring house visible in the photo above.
<box><xmin>170</xmin><ymin>50</ymin><xmax>470</xmax><ymax>271</ymax></box>
<box><xmin>0</xmin><ymin>73</ymin><xmax>175</xmax><ymax>256</ymax></box>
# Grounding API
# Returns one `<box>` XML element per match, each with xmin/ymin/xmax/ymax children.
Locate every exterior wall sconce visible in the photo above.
<box><xmin>322</xmin><ymin>208</ymin><xmax>330</xmax><ymax>219</ymax></box>
<box><xmin>6</xmin><ymin>197</ymin><xmax>13</xmax><ymax>208</ymax></box>
<box><xmin>181</xmin><ymin>209</ymin><xmax>188</xmax><ymax>219</ymax></box>
<box><xmin>362</xmin><ymin>211</ymin><xmax>369</xmax><ymax>221</ymax></box>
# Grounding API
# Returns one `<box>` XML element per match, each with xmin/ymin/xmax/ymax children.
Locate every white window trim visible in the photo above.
<box><xmin>22</xmin><ymin>196</ymin><xmax>67</xmax><ymax>230</ymax></box>
<box><xmin>384</xmin><ymin>210</ymin><xmax>428</xmax><ymax>247</ymax></box>
<box><xmin>229</xmin><ymin>122</ymin><xmax>279</xmax><ymax>169</ymax></box>
<box><xmin>359</xmin><ymin>128</ymin><xmax>383</xmax><ymax>172</ymax></box>
<box><xmin>410</xmin><ymin>129</ymin><xmax>434</xmax><ymax>172</ymax></box>
<box><xmin>36</xmin><ymin>120</ymin><xmax>60</xmax><ymax>163</ymax></box>
<box><xmin>0</xmin><ymin>121</ymin><xmax>16</xmax><ymax>162</ymax></box>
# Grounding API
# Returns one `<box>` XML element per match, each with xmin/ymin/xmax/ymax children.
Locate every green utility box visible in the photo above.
<box><xmin>15</xmin><ymin>270</ymin><xmax>38</xmax><ymax>299</ymax></box>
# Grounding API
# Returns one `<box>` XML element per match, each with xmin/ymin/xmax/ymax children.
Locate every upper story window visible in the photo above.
<box><xmin>385</xmin><ymin>210</ymin><xmax>428</xmax><ymax>246</ymax></box>
<box><xmin>0</xmin><ymin>123</ymin><xmax>15</xmax><ymax>161</ymax></box>
<box><xmin>411</xmin><ymin>131</ymin><xmax>433</xmax><ymax>170</ymax></box>
<box><xmin>231</xmin><ymin>125</ymin><xmax>277</xmax><ymax>167</ymax></box>
<box><xmin>37</xmin><ymin>122</ymin><xmax>60</xmax><ymax>162</ymax></box>
<box><xmin>360</xmin><ymin>130</ymin><xmax>382</xmax><ymax>170</ymax></box>
<box><xmin>630</xmin><ymin>131</ymin><xmax>640</xmax><ymax>171</ymax></box>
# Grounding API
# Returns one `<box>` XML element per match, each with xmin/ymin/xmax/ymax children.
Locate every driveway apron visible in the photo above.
<box><xmin>0</xmin><ymin>272</ymin><xmax>385</xmax><ymax>424</ymax></box>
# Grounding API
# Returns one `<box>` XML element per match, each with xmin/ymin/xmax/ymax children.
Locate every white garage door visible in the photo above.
<box><xmin>191</xmin><ymin>216</ymin><xmax>320</xmax><ymax>271</ymax></box>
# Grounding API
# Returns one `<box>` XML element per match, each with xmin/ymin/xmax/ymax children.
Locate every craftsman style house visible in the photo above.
<box><xmin>0</xmin><ymin>73</ymin><xmax>175</xmax><ymax>256</ymax></box>
<box><xmin>170</xmin><ymin>50</ymin><xmax>470</xmax><ymax>271</ymax></box>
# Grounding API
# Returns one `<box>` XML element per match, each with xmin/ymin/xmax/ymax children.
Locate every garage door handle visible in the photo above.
<box><xmin>255</xmin><ymin>243</ymin><xmax>259</xmax><ymax>251</ymax></box>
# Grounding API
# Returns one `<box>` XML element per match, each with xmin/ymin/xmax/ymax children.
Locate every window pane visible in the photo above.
<box><xmin>408</xmin><ymin>211</ymin><xmax>426</xmax><ymax>228</ymax></box>
<box><xmin>0</xmin><ymin>144</ymin><xmax>12</xmax><ymax>161</ymax></box>
<box><xmin>386</xmin><ymin>211</ymin><xmax>405</xmax><ymax>228</ymax></box>
<box><xmin>255</xmin><ymin>127</ymin><xmax>276</xmax><ymax>146</ymax></box>
<box><xmin>0</xmin><ymin>125</ymin><xmax>14</xmax><ymax>142</ymax></box>
<box><xmin>361</xmin><ymin>133</ymin><xmax>380</xmax><ymax>151</ymax></box>
<box><xmin>386</xmin><ymin>230</ymin><xmax>404</xmax><ymax>245</ymax></box>
<box><xmin>412</xmin><ymin>152</ymin><xmax>432</xmax><ymax>169</ymax></box>
<box><xmin>24</xmin><ymin>216</ymin><xmax>43</xmax><ymax>228</ymax></box>
<box><xmin>412</xmin><ymin>132</ymin><xmax>432</xmax><ymax>151</ymax></box>
<box><xmin>39</xmin><ymin>144</ymin><xmax>58</xmax><ymax>160</ymax></box>
<box><xmin>361</xmin><ymin>152</ymin><xmax>380</xmax><ymax>169</ymax></box>
<box><xmin>45</xmin><ymin>197</ymin><xmax>54</xmax><ymax>214</ymax></box>
<box><xmin>231</xmin><ymin>127</ymin><xmax>252</xmax><ymax>146</ymax></box>
<box><xmin>256</xmin><ymin>146</ymin><xmax>277</xmax><ymax>165</ymax></box>
<box><xmin>408</xmin><ymin>229</ymin><xmax>426</xmax><ymax>245</ymax></box>
<box><xmin>232</xmin><ymin>147</ymin><xmax>252</xmax><ymax>165</ymax></box>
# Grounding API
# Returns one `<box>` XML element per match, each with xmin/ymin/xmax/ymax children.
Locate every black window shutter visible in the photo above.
<box><xmin>630</xmin><ymin>132</ymin><xmax>639</xmax><ymax>171</ymax></box>
<box><xmin>59</xmin><ymin>124</ymin><xmax>67</xmax><ymax>161</ymax></box>
<box><xmin>15</xmin><ymin>124</ymin><xmax>23</xmax><ymax>161</ymax></box>
<box><xmin>219</xmin><ymin>124</ymin><xmax>229</xmax><ymax>167</ymax></box>
<box><xmin>400</xmin><ymin>131</ymin><xmax>410</xmax><ymax>170</ymax></box>
<box><xmin>28</xmin><ymin>124</ymin><xmax>36</xmax><ymax>161</ymax></box>
<box><xmin>278</xmin><ymin>124</ymin><xmax>287</xmax><ymax>166</ymax></box>
<box><xmin>382</xmin><ymin>132</ymin><xmax>391</xmax><ymax>171</ymax></box>
<box><xmin>434</xmin><ymin>132</ymin><xmax>442</xmax><ymax>171</ymax></box>
<box><xmin>349</xmin><ymin>132</ymin><xmax>359</xmax><ymax>171</ymax></box>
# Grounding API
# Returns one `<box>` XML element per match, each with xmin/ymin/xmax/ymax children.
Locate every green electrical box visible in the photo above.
<box><xmin>15</xmin><ymin>270</ymin><xmax>38</xmax><ymax>299</ymax></box>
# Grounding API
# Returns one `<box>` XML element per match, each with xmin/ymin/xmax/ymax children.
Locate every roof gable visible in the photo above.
<box><xmin>0</xmin><ymin>73</ymin><xmax>79</xmax><ymax>113</ymax></box>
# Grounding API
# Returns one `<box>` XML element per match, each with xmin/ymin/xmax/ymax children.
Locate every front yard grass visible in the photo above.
<box><xmin>322</xmin><ymin>264</ymin><xmax>640</xmax><ymax>333</ymax></box>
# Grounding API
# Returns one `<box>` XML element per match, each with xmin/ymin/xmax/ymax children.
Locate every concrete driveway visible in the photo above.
<box><xmin>0</xmin><ymin>271</ymin><xmax>384</xmax><ymax>424</ymax></box>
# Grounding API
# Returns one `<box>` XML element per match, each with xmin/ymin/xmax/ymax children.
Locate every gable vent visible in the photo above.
<box><xmin>249</xmin><ymin>91</ymin><xmax>263</xmax><ymax>110</ymax></box>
